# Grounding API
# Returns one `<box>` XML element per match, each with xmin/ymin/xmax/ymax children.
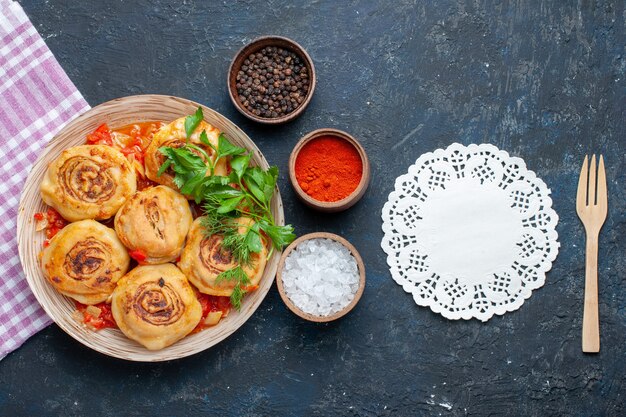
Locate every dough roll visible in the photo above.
<box><xmin>178</xmin><ymin>217</ymin><xmax>268</xmax><ymax>297</ymax></box>
<box><xmin>114</xmin><ymin>185</ymin><xmax>193</xmax><ymax>264</ymax></box>
<box><xmin>40</xmin><ymin>145</ymin><xmax>137</xmax><ymax>221</ymax></box>
<box><xmin>111</xmin><ymin>264</ymin><xmax>202</xmax><ymax>350</ymax></box>
<box><xmin>41</xmin><ymin>220</ymin><xmax>130</xmax><ymax>304</ymax></box>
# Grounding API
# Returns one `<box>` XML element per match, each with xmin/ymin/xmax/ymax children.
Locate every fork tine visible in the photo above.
<box><xmin>597</xmin><ymin>155</ymin><xmax>607</xmax><ymax>210</ymax></box>
<box><xmin>588</xmin><ymin>155</ymin><xmax>597</xmax><ymax>206</ymax></box>
<box><xmin>576</xmin><ymin>155</ymin><xmax>588</xmax><ymax>213</ymax></box>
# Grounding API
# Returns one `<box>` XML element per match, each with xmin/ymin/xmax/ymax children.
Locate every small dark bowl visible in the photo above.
<box><xmin>289</xmin><ymin>128</ymin><xmax>370</xmax><ymax>212</ymax></box>
<box><xmin>228</xmin><ymin>36</ymin><xmax>316</xmax><ymax>124</ymax></box>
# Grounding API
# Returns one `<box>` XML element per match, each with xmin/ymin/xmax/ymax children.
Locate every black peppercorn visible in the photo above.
<box><xmin>235</xmin><ymin>45</ymin><xmax>310</xmax><ymax>119</ymax></box>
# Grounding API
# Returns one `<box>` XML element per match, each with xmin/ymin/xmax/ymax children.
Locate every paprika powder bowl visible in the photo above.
<box><xmin>228</xmin><ymin>36</ymin><xmax>316</xmax><ymax>124</ymax></box>
<box><xmin>288</xmin><ymin>128</ymin><xmax>370</xmax><ymax>212</ymax></box>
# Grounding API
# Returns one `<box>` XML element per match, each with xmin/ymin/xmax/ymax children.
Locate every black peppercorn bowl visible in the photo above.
<box><xmin>228</xmin><ymin>36</ymin><xmax>316</xmax><ymax>124</ymax></box>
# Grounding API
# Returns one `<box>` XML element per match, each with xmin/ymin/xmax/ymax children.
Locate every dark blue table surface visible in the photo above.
<box><xmin>2</xmin><ymin>1</ymin><xmax>624</xmax><ymax>416</ymax></box>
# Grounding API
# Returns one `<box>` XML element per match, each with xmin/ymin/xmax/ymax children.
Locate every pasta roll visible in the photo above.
<box><xmin>41</xmin><ymin>220</ymin><xmax>130</xmax><ymax>304</ymax></box>
<box><xmin>40</xmin><ymin>145</ymin><xmax>137</xmax><ymax>221</ymax></box>
<box><xmin>178</xmin><ymin>217</ymin><xmax>268</xmax><ymax>296</ymax></box>
<box><xmin>114</xmin><ymin>185</ymin><xmax>193</xmax><ymax>264</ymax></box>
<box><xmin>111</xmin><ymin>264</ymin><xmax>202</xmax><ymax>350</ymax></box>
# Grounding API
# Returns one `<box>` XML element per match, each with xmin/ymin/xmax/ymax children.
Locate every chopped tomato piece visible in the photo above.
<box><xmin>128</xmin><ymin>249</ymin><xmax>148</xmax><ymax>263</ymax></box>
<box><xmin>36</xmin><ymin>208</ymin><xmax>67</xmax><ymax>248</ymax></box>
<box><xmin>120</xmin><ymin>144</ymin><xmax>145</xmax><ymax>165</ymax></box>
<box><xmin>242</xmin><ymin>284</ymin><xmax>259</xmax><ymax>293</ymax></box>
<box><xmin>192</xmin><ymin>291</ymin><xmax>231</xmax><ymax>333</ymax></box>
<box><xmin>43</xmin><ymin>207</ymin><xmax>67</xmax><ymax>239</ymax></box>
<box><xmin>74</xmin><ymin>302</ymin><xmax>117</xmax><ymax>330</ymax></box>
<box><xmin>86</xmin><ymin>123</ymin><xmax>113</xmax><ymax>146</ymax></box>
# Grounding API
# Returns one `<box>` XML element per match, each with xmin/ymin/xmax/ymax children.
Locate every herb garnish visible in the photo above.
<box><xmin>158</xmin><ymin>107</ymin><xmax>295</xmax><ymax>308</ymax></box>
<box><xmin>184</xmin><ymin>107</ymin><xmax>203</xmax><ymax>142</ymax></box>
<box><xmin>214</xmin><ymin>266</ymin><xmax>249</xmax><ymax>311</ymax></box>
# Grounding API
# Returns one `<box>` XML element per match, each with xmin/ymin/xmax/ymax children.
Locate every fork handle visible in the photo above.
<box><xmin>582</xmin><ymin>232</ymin><xmax>600</xmax><ymax>353</ymax></box>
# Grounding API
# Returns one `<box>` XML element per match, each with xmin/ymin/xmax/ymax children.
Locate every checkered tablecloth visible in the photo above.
<box><xmin>0</xmin><ymin>0</ymin><xmax>90</xmax><ymax>359</ymax></box>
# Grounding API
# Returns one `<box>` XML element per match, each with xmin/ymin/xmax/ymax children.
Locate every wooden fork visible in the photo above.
<box><xmin>576</xmin><ymin>155</ymin><xmax>607</xmax><ymax>353</ymax></box>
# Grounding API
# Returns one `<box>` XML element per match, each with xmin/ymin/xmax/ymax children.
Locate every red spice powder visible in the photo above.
<box><xmin>295</xmin><ymin>136</ymin><xmax>363</xmax><ymax>202</ymax></box>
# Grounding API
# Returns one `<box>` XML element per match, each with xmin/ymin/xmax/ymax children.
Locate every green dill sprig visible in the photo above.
<box><xmin>214</xmin><ymin>266</ymin><xmax>250</xmax><ymax>311</ymax></box>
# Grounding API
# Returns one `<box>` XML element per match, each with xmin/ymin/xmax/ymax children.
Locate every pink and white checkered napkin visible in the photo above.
<box><xmin>0</xmin><ymin>0</ymin><xmax>90</xmax><ymax>359</ymax></box>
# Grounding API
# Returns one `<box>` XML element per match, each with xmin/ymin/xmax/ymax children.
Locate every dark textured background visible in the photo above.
<box><xmin>1</xmin><ymin>0</ymin><xmax>624</xmax><ymax>416</ymax></box>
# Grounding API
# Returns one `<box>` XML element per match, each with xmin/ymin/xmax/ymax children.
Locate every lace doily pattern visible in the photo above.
<box><xmin>381</xmin><ymin>143</ymin><xmax>559</xmax><ymax>321</ymax></box>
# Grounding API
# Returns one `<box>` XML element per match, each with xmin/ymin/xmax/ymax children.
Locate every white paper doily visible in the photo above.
<box><xmin>381</xmin><ymin>143</ymin><xmax>559</xmax><ymax>321</ymax></box>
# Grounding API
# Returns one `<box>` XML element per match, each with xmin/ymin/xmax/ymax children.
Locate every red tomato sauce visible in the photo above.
<box><xmin>34</xmin><ymin>207</ymin><xmax>68</xmax><ymax>248</ymax></box>
<box><xmin>89</xmin><ymin>122</ymin><xmax>163</xmax><ymax>191</ymax></box>
<box><xmin>86</xmin><ymin>123</ymin><xmax>113</xmax><ymax>146</ymax></box>
<box><xmin>113</xmin><ymin>122</ymin><xmax>164</xmax><ymax>167</ymax></box>
<box><xmin>74</xmin><ymin>302</ymin><xmax>118</xmax><ymax>330</ymax></box>
<box><xmin>192</xmin><ymin>291</ymin><xmax>231</xmax><ymax>333</ymax></box>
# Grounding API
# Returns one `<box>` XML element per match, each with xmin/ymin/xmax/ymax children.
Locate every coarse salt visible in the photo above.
<box><xmin>282</xmin><ymin>238</ymin><xmax>360</xmax><ymax>317</ymax></box>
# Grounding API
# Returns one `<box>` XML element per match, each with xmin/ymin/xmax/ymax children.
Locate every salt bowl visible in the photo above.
<box><xmin>276</xmin><ymin>232</ymin><xmax>366</xmax><ymax>322</ymax></box>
